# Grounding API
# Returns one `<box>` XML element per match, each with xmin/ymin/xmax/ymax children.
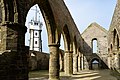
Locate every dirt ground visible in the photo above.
<box><xmin>29</xmin><ymin>69</ymin><xmax>118</xmax><ymax>80</ymax></box>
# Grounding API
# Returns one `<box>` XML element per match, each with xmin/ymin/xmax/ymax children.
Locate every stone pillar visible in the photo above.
<box><xmin>81</xmin><ymin>54</ymin><xmax>84</xmax><ymax>70</ymax></box>
<box><xmin>115</xmin><ymin>53</ymin><xmax>120</xmax><ymax>69</ymax></box>
<box><xmin>73</xmin><ymin>54</ymin><xmax>78</xmax><ymax>74</ymax></box>
<box><xmin>78</xmin><ymin>55</ymin><xmax>81</xmax><ymax>72</ymax></box>
<box><xmin>0</xmin><ymin>22</ymin><xmax>29</xmax><ymax>80</ymax></box>
<box><xmin>112</xmin><ymin>55</ymin><xmax>115</xmax><ymax>69</ymax></box>
<box><xmin>59</xmin><ymin>53</ymin><xmax>64</xmax><ymax>71</ymax></box>
<box><xmin>108</xmin><ymin>55</ymin><xmax>111</xmax><ymax>69</ymax></box>
<box><xmin>110</xmin><ymin>54</ymin><xmax>112</xmax><ymax>69</ymax></box>
<box><xmin>64</xmin><ymin>51</ymin><xmax>73</xmax><ymax>75</ymax></box>
<box><xmin>49</xmin><ymin>43</ymin><xmax>60</xmax><ymax>80</ymax></box>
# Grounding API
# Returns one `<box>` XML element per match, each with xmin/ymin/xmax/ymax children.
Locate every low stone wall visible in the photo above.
<box><xmin>29</xmin><ymin>51</ymin><xmax>49</xmax><ymax>70</ymax></box>
<box><xmin>29</xmin><ymin>49</ymin><xmax>65</xmax><ymax>71</ymax></box>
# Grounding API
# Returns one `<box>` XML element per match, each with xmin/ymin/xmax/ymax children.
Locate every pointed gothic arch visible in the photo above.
<box><xmin>90</xmin><ymin>58</ymin><xmax>100</xmax><ymax>70</ymax></box>
<box><xmin>0</xmin><ymin>0</ymin><xmax>61</xmax><ymax>80</ymax></box>
<box><xmin>113</xmin><ymin>29</ymin><xmax>119</xmax><ymax>50</ymax></box>
<box><xmin>73</xmin><ymin>36</ymin><xmax>78</xmax><ymax>73</ymax></box>
<box><xmin>62</xmin><ymin>24</ymin><xmax>73</xmax><ymax>75</ymax></box>
<box><xmin>62</xmin><ymin>25</ymin><xmax>71</xmax><ymax>51</ymax></box>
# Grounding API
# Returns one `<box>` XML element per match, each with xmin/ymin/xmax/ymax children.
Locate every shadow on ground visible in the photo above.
<box><xmin>110</xmin><ymin>69</ymin><xmax>120</xmax><ymax>80</ymax></box>
<box><xmin>29</xmin><ymin>70</ymin><xmax>117</xmax><ymax>80</ymax></box>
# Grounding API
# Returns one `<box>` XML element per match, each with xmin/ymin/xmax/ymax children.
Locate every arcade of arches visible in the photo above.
<box><xmin>0</xmin><ymin>0</ymin><xmax>120</xmax><ymax>80</ymax></box>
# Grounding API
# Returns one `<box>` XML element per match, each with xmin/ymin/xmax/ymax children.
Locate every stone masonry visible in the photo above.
<box><xmin>108</xmin><ymin>0</ymin><xmax>120</xmax><ymax>71</ymax></box>
<box><xmin>29</xmin><ymin>51</ymin><xmax>49</xmax><ymax>70</ymax></box>
<box><xmin>82</xmin><ymin>22</ymin><xmax>108</xmax><ymax>70</ymax></box>
<box><xmin>0</xmin><ymin>0</ymin><xmax>120</xmax><ymax>80</ymax></box>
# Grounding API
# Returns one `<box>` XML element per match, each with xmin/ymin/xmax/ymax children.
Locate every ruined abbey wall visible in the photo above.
<box><xmin>82</xmin><ymin>22</ymin><xmax>108</xmax><ymax>69</ymax></box>
<box><xmin>108</xmin><ymin>0</ymin><xmax>120</xmax><ymax>70</ymax></box>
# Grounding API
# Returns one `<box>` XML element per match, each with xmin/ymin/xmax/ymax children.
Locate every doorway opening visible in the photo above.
<box><xmin>91</xmin><ymin>58</ymin><xmax>99</xmax><ymax>70</ymax></box>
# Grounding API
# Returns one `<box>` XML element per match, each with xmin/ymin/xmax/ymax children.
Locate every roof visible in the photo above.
<box><xmin>82</xmin><ymin>22</ymin><xmax>108</xmax><ymax>35</ymax></box>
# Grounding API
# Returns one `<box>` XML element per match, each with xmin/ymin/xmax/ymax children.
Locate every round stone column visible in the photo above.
<box><xmin>64</xmin><ymin>51</ymin><xmax>73</xmax><ymax>75</ymax></box>
<box><xmin>0</xmin><ymin>22</ymin><xmax>29</xmax><ymax>80</ymax></box>
<box><xmin>81</xmin><ymin>54</ymin><xmax>84</xmax><ymax>70</ymax></box>
<box><xmin>78</xmin><ymin>54</ymin><xmax>81</xmax><ymax>72</ymax></box>
<box><xmin>115</xmin><ymin>53</ymin><xmax>120</xmax><ymax>69</ymax></box>
<box><xmin>73</xmin><ymin>54</ymin><xmax>78</xmax><ymax>74</ymax></box>
<box><xmin>49</xmin><ymin>43</ymin><xmax>60</xmax><ymax>80</ymax></box>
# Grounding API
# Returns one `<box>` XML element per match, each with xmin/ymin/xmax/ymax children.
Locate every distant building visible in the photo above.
<box><xmin>29</xmin><ymin>6</ymin><xmax>43</xmax><ymax>52</ymax></box>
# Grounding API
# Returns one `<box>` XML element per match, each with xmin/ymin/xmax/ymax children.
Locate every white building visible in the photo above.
<box><xmin>29</xmin><ymin>6</ymin><xmax>42</xmax><ymax>52</ymax></box>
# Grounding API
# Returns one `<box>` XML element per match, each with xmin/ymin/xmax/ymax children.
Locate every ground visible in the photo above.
<box><xmin>29</xmin><ymin>69</ymin><xmax>117</xmax><ymax>80</ymax></box>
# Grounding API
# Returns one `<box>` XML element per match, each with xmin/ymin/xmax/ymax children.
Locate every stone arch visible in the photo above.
<box><xmin>111</xmin><ymin>29</ymin><xmax>120</xmax><ymax>69</ymax></box>
<box><xmin>0</xmin><ymin>0</ymin><xmax>84</xmax><ymax>79</ymax></box>
<box><xmin>73</xmin><ymin>36</ymin><xmax>77</xmax><ymax>53</ymax></box>
<box><xmin>62</xmin><ymin>24</ymin><xmax>72</xmax><ymax>51</ymax></box>
<box><xmin>2</xmin><ymin>0</ymin><xmax>61</xmax><ymax>44</ymax></box>
<box><xmin>1</xmin><ymin>0</ymin><xmax>61</xmax><ymax>80</ymax></box>
<box><xmin>90</xmin><ymin>58</ymin><xmax>100</xmax><ymax>70</ymax></box>
<box><xmin>73</xmin><ymin>36</ymin><xmax>78</xmax><ymax>73</ymax></box>
<box><xmin>113</xmin><ymin>29</ymin><xmax>119</xmax><ymax>50</ymax></box>
<box><xmin>25</xmin><ymin>2</ymin><xmax>60</xmax><ymax>44</ymax></box>
<box><xmin>113</xmin><ymin>29</ymin><xmax>117</xmax><ymax>45</ymax></box>
<box><xmin>62</xmin><ymin>24</ymin><xmax>73</xmax><ymax>75</ymax></box>
<box><xmin>117</xmin><ymin>34</ymin><xmax>119</xmax><ymax>50</ymax></box>
<box><xmin>32</xmin><ymin>2</ymin><xmax>61</xmax><ymax>80</ymax></box>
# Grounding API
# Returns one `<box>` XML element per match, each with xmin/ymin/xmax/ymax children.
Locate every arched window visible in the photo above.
<box><xmin>110</xmin><ymin>44</ymin><xmax>113</xmax><ymax>51</ymax></box>
<box><xmin>113</xmin><ymin>29</ymin><xmax>117</xmax><ymax>45</ymax></box>
<box><xmin>92</xmin><ymin>39</ymin><xmax>97</xmax><ymax>53</ymax></box>
<box><xmin>117</xmin><ymin>35</ymin><xmax>119</xmax><ymax>50</ymax></box>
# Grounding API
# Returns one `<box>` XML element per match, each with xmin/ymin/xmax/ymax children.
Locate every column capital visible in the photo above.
<box><xmin>48</xmin><ymin>43</ymin><xmax>60</xmax><ymax>47</ymax></box>
<box><xmin>64</xmin><ymin>51</ymin><xmax>73</xmax><ymax>53</ymax></box>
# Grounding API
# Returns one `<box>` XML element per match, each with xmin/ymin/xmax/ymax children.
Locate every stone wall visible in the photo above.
<box><xmin>29</xmin><ymin>49</ymin><xmax>65</xmax><ymax>71</ymax></box>
<box><xmin>29</xmin><ymin>51</ymin><xmax>49</xmax><ymax>70</ymax></box>
<box><xmin>82</xmin><ymin>22</ymin><xmax>108</xmax><ymax>70</ymax></box>
<box><xmin>108</xmin><ymin>0</ymin><xmax>120</xmax><ymax>71</ymax></box>
<box><xmin>59</xmin><ymin>49</ymin><xmax>64</xmax><ymax>71</ymax></box>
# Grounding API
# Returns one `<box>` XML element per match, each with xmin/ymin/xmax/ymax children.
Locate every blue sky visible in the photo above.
<box><xmin>64</xmin><ymin>0</ymin><xmax>117</xmax><ymax>32</ymax></box>
<box><xmin>25</xmin><ymin>0</ymin><xmax>117</xmax><ymax>52</ymax></box>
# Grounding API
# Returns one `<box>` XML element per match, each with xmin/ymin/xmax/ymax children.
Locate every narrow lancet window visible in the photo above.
<box><xmin>92</xmin><ymin>39</ymin><xmax>97</xmax><ymax>53</ymax></box>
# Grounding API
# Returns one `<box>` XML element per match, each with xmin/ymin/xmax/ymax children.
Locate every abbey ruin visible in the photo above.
<box><xmin>0</xmin><ymin>0</ymin><xmax>120</xmax><ymax>80</ymax></box>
